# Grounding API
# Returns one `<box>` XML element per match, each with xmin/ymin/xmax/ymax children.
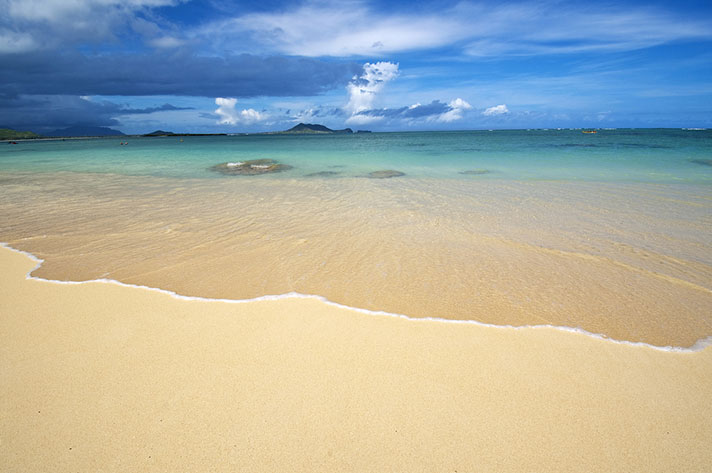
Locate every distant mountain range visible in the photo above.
<box><xmin>47</xmin><ymin>126</ymin><xmax>125</xmax><ymax>137</ymax></box>
<box><xmin>279</xmin><ymin>123</ymin><xmax>354</xmax><ymax>134</ymax></box>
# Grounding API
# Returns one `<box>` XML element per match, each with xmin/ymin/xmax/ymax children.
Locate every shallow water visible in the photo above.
<box><xmin>1</xmin><ymin>129</ymin><xmax>711</xmax><ymax>346</ymax></box>
<box><xmin>2</xmin><ymin>129</ymin><xmax>711</xmax><ymax>182</ymax></box>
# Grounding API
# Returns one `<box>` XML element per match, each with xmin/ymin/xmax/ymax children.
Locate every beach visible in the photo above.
<box><xmin>4</xmin><ymin>0</ymin><xmax>712</xmax><ymax>468</ymax></box>
<box><xmin>1</xmin><ymin>130</ymin><xmax>711</xmax><ymax>471</ymax></box>
<box><xmin>2</xmin><ymin>245</ymin><xmax>711</xmax><ymax>472</ymax></box>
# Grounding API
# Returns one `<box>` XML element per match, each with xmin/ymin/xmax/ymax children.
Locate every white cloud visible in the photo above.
<box><xmin>6</xmin><ymin>0</ymin><xmax>177</xmax><ymax>22</ymax></box>
<box><xmin>482</xmin><ymin>104</ymin><xmax>509</xmax><ymax>116</ymax></box>
<box><xmin>437</xmin><ymin>98</ymin><xmax>472</xmax><ymax>122</ymax></box>
<box><xmin>9</xmin><ymin>1</ymin><xmax>708</xmax><ymax>58</ymax></box>
<box><xmin>215</xmin><ymin>97</ymin><xmax>266</xmax><ymax>125</ymax></box>
<box><xmin>194</xmin><ymin>1</ymin><xmax>712</xmax><ymax>58</ymax></box>
<box><xmin>343</xmin><ymin>97</ymin><xmax>474</xmax><ymax>127</ymax></box>
<box><xmin>459</xmin><ymin>3</ymin><xmax>712</xmax><ymax>57</ymax></box>
<box><xmin>288</xmin><ymin>107</ymin><xmax>325</xmax><ymax>123</ymax></box>
<box><xmin>345</xmin><ymin>62</ymin><xmax>398</xmax><ymax>123</ymax></box>
<box><xmin>239</xmin><ymin>108</ymin><xmax>265</xmax><ymax>124</ymax></box>
<box><xmin>215</xmin><ymin>97</ymin><xmax>239</xmax><ymax>124</ymax></box>
<box><xmin>346</xmin><ymin>114</ymin><xmax>384</xmax><ymax>125</ymax></box>
<box><xmin>2</xmin><ymin>0</ymin><xmax>180</xmax><ymax>52</ymax></box>
<box><xmin>198</xmin><ymin>2</ymin><xmax>470</xmax><ymax>57</ymax></box>
<box><xmin>148</xmin><ymin>36</ymin><xmax>185</xmax><ymax>49</ymax></box>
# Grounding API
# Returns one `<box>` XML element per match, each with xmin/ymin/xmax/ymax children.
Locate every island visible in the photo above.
<box><xmin>277</xmin><ymin>123</ymin><xmax>354</xmax><ymax>134</ymax></box>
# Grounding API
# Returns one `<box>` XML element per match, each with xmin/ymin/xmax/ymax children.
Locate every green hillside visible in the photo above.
<box><xmin>0</xmin><ymin>128</ymin><xmax>42</xmax><ymax>140</ymax></box>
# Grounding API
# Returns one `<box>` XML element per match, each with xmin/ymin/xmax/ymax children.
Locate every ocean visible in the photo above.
<box><xmin>2</xmin><ymin>128</ymin><xmax>711</xmax><ymax>182</ymax></box>
<box><xmin>1</xmin><ymin>128</ymin><xmax>711</xmax><ymax>347</ymax></box>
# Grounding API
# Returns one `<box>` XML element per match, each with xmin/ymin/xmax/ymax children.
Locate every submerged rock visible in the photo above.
<box><xmin>459</xmin><ymin>169</ymin><xmax>491</xmax><ymax>175</ymax></box>
<box><xmin>304</xmin><ymin>171</ymin><xmax>341</xmax><ymax>177</ymax></box>
<box><xmin>209</xmin><ymin>159</ymin><xmax>292</xmax><ymax>175</ymax></box>
<box><xmin>367</xmin><ymin>170</ymin><xmax>405</xmax><ymax>179</ymax></box>
<box><xmin>689</xmin><ymin>158</ymin><xmax>712</xmax><ymax>167</ymax></box>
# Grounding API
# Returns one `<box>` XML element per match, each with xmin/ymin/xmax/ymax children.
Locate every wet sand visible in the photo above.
<box><xmin>1</xmin><ymin>172</ymin><xmax>711</xmax><ymax>346</ymax></box>
<box><xmin>1</xmin><ymin>245</ymin><xmax>711</xmax><ymax>472</ymax></box>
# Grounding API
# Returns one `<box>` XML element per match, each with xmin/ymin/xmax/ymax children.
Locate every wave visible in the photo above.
<box><xmin>3</xmin><ymin>242</ymin><xmax>711</xmax><ymax>353</ymax></box>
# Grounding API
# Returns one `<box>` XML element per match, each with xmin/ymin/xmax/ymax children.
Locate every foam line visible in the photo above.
<box><xmin>2</xmin><ymin>242</ymin><xmax>710</xmax><ymax>353</ymax></box>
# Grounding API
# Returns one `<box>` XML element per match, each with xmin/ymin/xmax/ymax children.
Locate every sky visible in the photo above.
<box><xmin>1</xmin><ymin>0</ymin><xmax>711</xmax><ymax>134</ymax></box>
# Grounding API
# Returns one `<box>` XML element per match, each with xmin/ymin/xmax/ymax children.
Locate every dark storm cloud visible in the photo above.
<box><xmin>0</xmin><ymin>51</ymin><xmax>362</xmax><ymax>97</ymax></box>
<box><xmin>0</xmin><ymin>95</ymin><xmax>191</xmax><ymax>132</ymax></box>
<box><xmin>121</xmin><ymin>103</ymin><xmax>193</xmax><ymax>114</ymax></box>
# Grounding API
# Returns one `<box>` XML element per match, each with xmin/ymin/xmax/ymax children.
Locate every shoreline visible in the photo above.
<box><xmin>3</xmin><ymin>242</ymin><xmax>711</xmax><ymax>352</ymax></box>
<box><xmin>2</xmin><ymin>243</ymin><xmax>711</xmax><ymax>472</ymax></box>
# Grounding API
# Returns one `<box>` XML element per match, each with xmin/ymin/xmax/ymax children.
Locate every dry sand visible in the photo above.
<box><xmin>2</xmin><ymin>245</ymin><xmax>711</xmax><ymax>472</ymax></box>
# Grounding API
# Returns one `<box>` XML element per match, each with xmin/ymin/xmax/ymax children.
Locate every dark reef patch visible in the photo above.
<box><xmin>304</xmin><ymin>171</ymin><xmax>341</xmax><ymax>177</ymax></box>
<box><xmin>209</xmin><ymin>159</ymin><xmax>293</xmax><ymax>175</ymax></box>
<box><xmin>459</xmin><ymin>169</ymin><xmax>491</xmax><ymax>175</ymax></box>
<box><xmin>366</xmin><ymin>170</ymin><xmax>405</xmax><ymax>179</ymax></box>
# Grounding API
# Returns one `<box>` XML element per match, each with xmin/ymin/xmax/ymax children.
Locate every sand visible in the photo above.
<box><xmin>2</xmin><ymin>172</ymin><xmax>711</xmax><ymax>347</ymax></box>
<box><xmin>1</xmin><ymin>245</ymin><xmax>711</xmax><ymax>472</ymax></box>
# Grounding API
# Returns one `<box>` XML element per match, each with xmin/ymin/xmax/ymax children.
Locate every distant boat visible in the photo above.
<box><xmin>582</xmin><ymin>130</ymin><xmax>597</xmax><ymax>134</ymax></box>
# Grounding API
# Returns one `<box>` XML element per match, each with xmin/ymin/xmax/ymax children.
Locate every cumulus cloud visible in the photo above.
<box><xmin>238</xmin><ymin>108</ymin><xmax>266</xmax><ymax>124</ymax></box>
<box><xmin>215</xmin><ymin>98</ymin><xmax>266</xmax><ymax>125</ymax></box>
<box><xmin>344</xmin><ymin>62</ymin><xmax>399</xmax><ymax>123</ymax></box>
<box><xmin>437</xmin><ymin>98</ymin><xmax>473</xmax><ymax>122</ymax></box>
<box><xmin>482</xmin><ymin>104</ymin><xmax>509</xmax><ymax>116</ymax></box>
<box><xmin>215</xmin><ymin>97</ymin><xmax>238</xmax><ymax>124</ymax></box>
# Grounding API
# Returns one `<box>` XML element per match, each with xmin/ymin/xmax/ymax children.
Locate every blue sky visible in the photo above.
<box><xmin>1</xmin><ymin>0</ymin><xmax>711</xmax><ymax>133</ymax></box>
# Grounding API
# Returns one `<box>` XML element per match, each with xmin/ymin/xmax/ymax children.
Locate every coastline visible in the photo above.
<box><xmin>4</xmin><ymin>242</ymin><xmax>710</xmax><ymax>352</ymax></box>
<box><xmin>2</xmin><ymin>170</ymin><xmax>710</xmax><ymax>347</ymax></box>
<box><xmin>2</xmin><ymin>244</ymin><xmax>711</xmax><ymax>472</ymax></box>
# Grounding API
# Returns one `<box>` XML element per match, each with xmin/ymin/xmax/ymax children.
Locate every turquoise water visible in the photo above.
<box><xmin>1</xmin><ymin>129</ymin><xmax>711</xmax><ymax>183</ymax></box>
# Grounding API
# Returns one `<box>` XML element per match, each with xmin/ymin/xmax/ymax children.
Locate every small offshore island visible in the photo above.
<box><xmin>272</xmin><ymin>123</ymin><xmax>356</xmax><ymax>134</ymax></box>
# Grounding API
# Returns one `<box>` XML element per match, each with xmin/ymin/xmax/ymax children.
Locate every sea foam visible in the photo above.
<box><xmin>2</xmin><ymin>241</ymin><xmax>711</xmax><ymax>353</ymax></box>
